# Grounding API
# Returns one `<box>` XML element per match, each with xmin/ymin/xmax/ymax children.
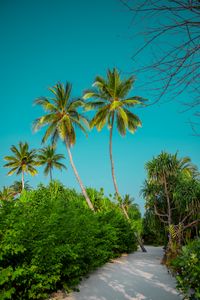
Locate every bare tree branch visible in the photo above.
<box><xmin>122</xmin><ymin>0</ymin><xmax>200</xmax><ymax>134</ymax></box>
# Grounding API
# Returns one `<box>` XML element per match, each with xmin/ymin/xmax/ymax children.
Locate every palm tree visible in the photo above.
<box><xmin>10</xmin><ymin>180</ymin><xmax>32</xmax><ymax>195</ymax></box>
<box><xmin>83</xmin><ymin>68</ymin><xmax>146</xmax><ymax>215</ymax></box>
<box><xmin>37</xmin><ymin>146</ymin><xmax>67</xmax><ymax>181</ymax></box>
<box><xmin>4</xmin><ymin>142</ymin><xmax>38</xmax><ymax>189</ymax></box>
<box><xmin>0</xmin><ymin>187</ymin><xmax>15</xmax><ymax>202</ymax></box>
<box><xmin>33</xmin><ymin>82</ymin><xmax>94</xmax><ymax>211</ymax></box>
<box><xmin>122</xmin><ymin>194</ymin><xmax>135</xmax><ymax>214</ymax></box>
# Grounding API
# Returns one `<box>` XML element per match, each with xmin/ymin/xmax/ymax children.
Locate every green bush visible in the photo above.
<box><xmin>0</xmin><ymin>182</ymin><xmax>137</xmax><ymax>299</ymax></box>
<box><xmin>171</xmin><ymin>239</ymin><xmax>200</xmax><ymax>300</ymax></box>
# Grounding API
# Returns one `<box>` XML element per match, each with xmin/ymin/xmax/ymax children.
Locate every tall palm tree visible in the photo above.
<box><xmin>37</xmin><ymin>146</ymin><xmax>67</xmax><ymax>181</ymax></box>
<box><xmin>4</xmin><ymin>142</ymin><xmax>38</xmax><ymax>189</ymax></box>
<box><xmin>83</xmin><ymin>68</ymin><xmax>146</xmax><ymax>215</ymax></box>
<box><xmin>33</xmin><ymin>82</ymin><xmax>94</xmax><ymax>211</ymax></box>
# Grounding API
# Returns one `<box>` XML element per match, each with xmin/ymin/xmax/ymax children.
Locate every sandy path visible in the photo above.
<box><xmin>65</xmin><ymin>246</ymin><xmax>182</xmax><ymax>300</ymax></box>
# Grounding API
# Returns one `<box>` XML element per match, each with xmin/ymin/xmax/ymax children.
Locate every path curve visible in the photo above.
<box><xmin>65</xmin><ymin>246</ymin><xmax>182</xmax><ymax>300</ymax></box>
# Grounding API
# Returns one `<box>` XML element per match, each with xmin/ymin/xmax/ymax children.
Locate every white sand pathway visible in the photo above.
<box><xmin>65</xmin><ymin>246</ymin><xmax>182</xmax><ymax>300</ymax></box>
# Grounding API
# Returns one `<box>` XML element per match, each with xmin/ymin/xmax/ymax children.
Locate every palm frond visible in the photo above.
<box><xmin>53</xmin><ymin>161</ymin><xmax>67</xmax><ymax>170</ymax></box>
<box><xmin>117</xmin><ymin>107</ymin><xmax>128</xmax><ymax>127</ymax></box>
<box><xmin>7</xmin><ymin>167</ymin><xmax>19</xmax><ymax>176</ymax></box>
<box><xmin>90</xmin><ymin>106</ymin><xmax>109</xmax><ymax>129</ymax></box>
<box><xmin>84</xmin><ymin>100</ymin><xmax>106</xmax><ymax>111</ymax></box>
<box><xmin>27</xmin><ymin>165</ymin><xmax>38</xmax><ymax>176</ymax></box>
<box><xmin>116</xmin><ymin>111</ymin><xmax>126</xmax><ymax>136</ymax></box>
<box><xmin>34</xmin><ymin>97</ymin><xmax>57</xmax><ymax>112</ymax></box>
<box><xmin>41</xmin><ymin>122</ymin><xmax>57</xmax><ymax>144</ymax></box>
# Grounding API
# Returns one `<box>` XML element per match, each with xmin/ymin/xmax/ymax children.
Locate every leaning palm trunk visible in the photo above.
<box><xmin>109</xmin><ymin>114</ymin><xmax>135</xmax><ymax>220</ymax></box>
<box><xmin>65</xmin><ymin>140</ymin><xmax>94</xmax><ymax>211</ymax></box>
<box><xmin>124</xmin><ymin>206</ymin><xmax>147</xmax><ymax>252</ymax></box>
<box><xmin>109</xmin><ymin>115</ymin><xmax>146</xmax><ymax>252</ymax></box>
<box><xmin>109</xmin><ymin>114</ymin><xmax>120</xmax><ymax>196</ymax></box>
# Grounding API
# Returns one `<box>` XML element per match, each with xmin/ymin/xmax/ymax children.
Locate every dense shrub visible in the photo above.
<box><xmin>0</xmin><ymin>182</ymin><xmax>137</xmax><ymax>299</ymax></box>
<box><xmin>171</xmin><ymin>239</ymin><xmax>200</xmax><ymax>299</ymax></box>
<box><xmin>142</xmin><ymin>211</ymin><xmax>166</xmax><ymax>246</ymax></box>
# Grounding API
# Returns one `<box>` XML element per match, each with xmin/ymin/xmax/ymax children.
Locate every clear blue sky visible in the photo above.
<box><xmin>0</xmin><ymin>0</ymin><xmax>199</xmax><ymax>211</ymax></box>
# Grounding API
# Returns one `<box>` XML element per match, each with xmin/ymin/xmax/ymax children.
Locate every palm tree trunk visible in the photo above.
<box><xmin>109</xmin><ymin>114</ymin><xmax>146</xmax><ymax>252</ymax></box>
<box><xmin>109</xmin><ymin>114</ymin><xmax>120</xmax><ymax>196</ymax></box>
<box><xmin>109</xmin><ymin>114</ymin><xmax>130</xmax><ymax>218</ymax></box>
<box><xmin>22</xmin><ymin>171</ymin><xmax>24</xmax><ymax>190</ymax></box>
<box><xmin>50</xmin><ymin>167</ymin><xmax>52</xmax><ymax>181</ymax></box>
<box><xmin>65</xmin><ymin>140</ymin><xmax>94</xmax><ymax>211</ymax></box>
<box><xmin>121</xmin><ymin>204</ymin><xmax>130</xmax><ymax>220</ymax></box>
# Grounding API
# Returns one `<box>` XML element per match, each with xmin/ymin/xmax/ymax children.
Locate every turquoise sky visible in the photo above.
<box><xmin>1</xmin><ymin>0</ymin><xmax>199</xmax><ymax>211</ymax></box>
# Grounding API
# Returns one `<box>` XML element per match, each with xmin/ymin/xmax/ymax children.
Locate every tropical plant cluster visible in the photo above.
<box><xmin>0</xmin><ymin>182</ymin><xmax>138</xmax><ymax>300</ymax></box>
<box><xmin>1</xmin><ymin>68</ymin><xmax>199</xmax><ymax>299</ymax></box>
<box><xmin>142</xmin><ymin>152</ymin><xmax>200</xmax><ymax>298</ymax></box>
<box><xmin>172</xmin><ymin>239</ymin><xmax>200</xmax><ymax>300</ymax></box>
<box><xmin>3</xmin><ymin>68</ymin><xmax>145</xmax><ymax>214</ymax></box>
<box><xmin>142</xmin><ymin>152</ymin><xmax>200</xmax><ymax>253</ymax></box>
<box><xmin>0</xmin><ymin>68</ymin><xmax>146</xmax><ymax>299</ymax></box>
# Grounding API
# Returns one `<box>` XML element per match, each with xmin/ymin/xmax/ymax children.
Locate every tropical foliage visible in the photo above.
<box><xmin>37</xmin><ymin>146</ymin><xmax>66</xmax><ymax>181</ymax></box>
<box><xmin>10</xmin><ymin>180</ymin><xmax>32</xmax><ymax>195</ymax></box>
<box><xmin>0</xmin><ymin>182</ymin><xmax>137</xmax><ymax>300</ymax></box>
<box><xmin>142</xmin><ymin>210</ymin><xmax>166</xmax><ymax>246</ymax></box>
<box><xmin>0</xmin><ymin>187</ymin><xmax>14</xmax><ymax>202</ymax></box>
<box><xmin>142</xmin><ymin>151</ymin><xmax>200</xmax><ymax>255</ymax></box>
<box><xmin>172</xmin><ymin>239</ymin><xmax>200</xmax><ymax>300</ymax></box>
<box><xmin>83</xmin><ymin>68</ymin><xmax>146</xmax><ymax>211</ymax></box>
<box><xmin>1</xmin><ymin>72</ymin><xmax>199</xmax><ymax>300</ymax></box>
<box><xmin>33</xmin><ymin>82</ymin><xmax>94</xmax><ymax>210</ymax></box>
<box><xmin>4</xmin><ymin>142</ymin><xmax>38</xmax><ymax>190</ymax></box>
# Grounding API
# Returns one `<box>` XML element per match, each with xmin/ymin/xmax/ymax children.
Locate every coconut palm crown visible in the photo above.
<box><xmin>33</xmin><ymin>82</ymin><xmax>94</xmax><ymax>211</ymax></box>
<box><xmin>83</xmin><ymin>68</ymin><xmax>147</xmax><ymax>135</ymax></box>
<box><xmin>37</xmin><ymin>145</ymin><xmax>67</xmax><ymax>181</ymax></box>
<box><xmin>33</xmin><ymin>82</ymin><xmax>88</xmax><ymax>146</ymax></box>
<box><xmin>4</xmin><ymin>142</ymin><xmax>38</xmax><ymax>189</ymax></box>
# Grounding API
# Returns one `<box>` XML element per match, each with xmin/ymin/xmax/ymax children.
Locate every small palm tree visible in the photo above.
<box><xmin>123</xmin><ymin>194</ymin><xmax>135</xmax><ymax>212</ymax></box>
<box><xmin>0</xmin><ymin>186</ymin><xmax>15</xmax><ymax>202</ymax></box>
<box><xmin>83</xmin><ymin>68</ymin><xmax>146</xmax><ymax>214</ymax></box>
<box><xmin>10</xmin><ymin>180</ymin><xmax>32</xmax><ymax>195</ymax></box>
<box><xmin>33</xmin><ymin>82</ymin><xmax>94</xmax><ymax>211</ymax></box>
<box><xmin>37</xmin><ymin>145</ymin><xmax>67</xmax><ymax>181</ymax></box>
<box><xmin>4</xmin><ymin>142</ymin><xmax>38</xmax><ymax>189</ymax></box>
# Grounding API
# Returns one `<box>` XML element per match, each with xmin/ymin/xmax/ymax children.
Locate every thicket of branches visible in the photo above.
<box><xmin>122</xmin><ymin>0</ymin><xmax>200</xmax><ymax>132</ymax></box>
